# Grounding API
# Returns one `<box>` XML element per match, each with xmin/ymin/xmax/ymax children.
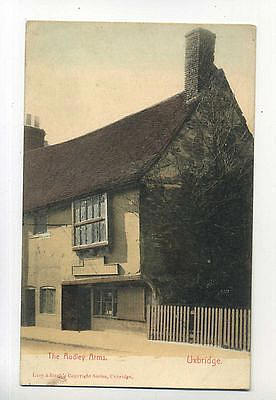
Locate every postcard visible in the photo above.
<box><xmin>20</xmin><ymin>21</ymin><xmax>255</xmax><ymax>389</ymax></box>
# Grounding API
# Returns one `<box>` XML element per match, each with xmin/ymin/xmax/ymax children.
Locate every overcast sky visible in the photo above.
<box><xmin>25</xmin><ymin>22</ymin><xmax>256</xmax><ymax>145</ymax></box>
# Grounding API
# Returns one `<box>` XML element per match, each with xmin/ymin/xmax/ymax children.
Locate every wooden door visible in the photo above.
<box><xmin>62</xmin><ymin>285</ymin><xmax>78</xmax><ymax>330</ymax></box>
<box><xmin>78</xmin><ymin>287</ymin><xmax>91</xmax><ymax>331</ymax></box>
<box><xmin>22</xmin><ymin>288</ymin><xmax>36</xmax><ymax>326</ymax></box>
<box><xmin>62</xmin><ymin>285</ymin><xmax>91</xmax><ymax>331</ymax></box>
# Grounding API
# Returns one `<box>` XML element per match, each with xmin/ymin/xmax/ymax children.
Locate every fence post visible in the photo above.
<box><xmin>179</xmin><ymin>306</ymin><xmax>183</xmax><ymax>342</ymax></box>
<box><xmin>156</xmin><ymin>305</ymin><xmax>160</xmax><ymax>340</ymax></box>
<box><xmin>218</xmin><ymin>308</ymin><xmax>223</xmax><ymax>347</ymax></box>
<box><xmin>176</xmin><ymin>306</ymin><xmax>179</xmax><ymax>342</ymax></box>
<box><xmin>147</xmin><ymin>305</ymin><xmax>151</xmax><ymax>339</ymax></box>
<box><xmin>214</xmin><ymin>307</ymin><xmax>218</xmax><ymax>346</ymax></box>
<box><xmin>200</xmin><ymin>307</ymin><xmax>204</xmax><ymax>345</ymax></box>
<box><xmin>173</xmin><ymin>306</ymin><xmax>176</xmax><ymax>342</ymax></box>
<box><xmin>203</xmin><ymin>307</ymin><xmax>207</xmax><ymax>345</ymax></box>
<box><xmin>231</xmin><ymin>308</ymin><xmax>235</xmax><ymax>349</ymax></box>
<box><xmin>152</xmin><ymin>305</ymin><xmax>156</xmax><ymax>340</ymax></box>
<box><xmin>197</xmin><ymin>307</ymin><xmax>200</xmax><ymax>344</ymax></box>
<box><xmin>227</xmin><ymin>308</ymin><xmax>231</xmax><ymax>349</ymax></box>
<box><xmin>182</xmin><ymin>306</ymin><xmax>186</xmax><ymax>342</ymax></box>
<box><xmin>210</xmin><ymin>307</ymin><xmax>214</xmax><ymax>346</ymax></box>
<box><xmin>207</xmin><ymin>307</ymin><xmax>211</xmax><ymax>346</ymax></box>
<box><xmin>247</xmin><ymin>309</ymin><xmax>251</xmax><ymax>352</ymax></box>
<box><xmin>166</xmin><ymin>305</ymin><xmax>170</xmax><ymax>341</ymax></box>
<box><xmin>169</xmin><ymin>305</ymin><xmax>173</xmax><ymax>341</ymax></box>
<box><xmin>193</xmin><ymin>307</ymin><xmax>197</xmax><ymax>344</ymax></box>
<box><xmin>239</xmin><ymin>309</ymin><xmax>243</xmax><ymax>350</ymax></box>
<box><xmin>186</xmin><ymin>306</ymin><xmax>190</xmax><ymax>343</ymax></box>
<box><xmin>243</xmin><ymin>309</ymin><xmax>247</xmax><ymax>351</ymax></box>
<box><xmin>223</xmin><ymin>308</ymin><xmax>227</xmax><ymax>347</ymax></box>
<box><xmin>235</xmin><ymin>309</ymin><xmax>239</xmax><ymax>349</ymax></box>
<box><xmin>163</xmin><ymin>305</ymin><xmax>167</xmax><ymax>341</ymax></box>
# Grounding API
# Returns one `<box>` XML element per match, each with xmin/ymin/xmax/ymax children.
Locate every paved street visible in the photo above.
<box><xmin>20</xmin><ymin>333</ymin><xmax>250</xmax><ymax>389</ymax></box>
<box><xmin>21</xmin><ymin>338</ymin><xmax>129</xmax><ymax>358</ymax></box>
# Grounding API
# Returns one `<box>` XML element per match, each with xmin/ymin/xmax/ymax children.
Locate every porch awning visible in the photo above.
<box><xmin>62</xmin><ymin>274</ymin><xmax>142</xmax><ymax>286</ymax></box>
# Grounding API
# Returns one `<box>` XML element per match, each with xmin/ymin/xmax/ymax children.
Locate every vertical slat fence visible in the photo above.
<box><xmin>147</xmin><ymin>304</ymin><xmax>251</xmax><ymax>351</ymax></box>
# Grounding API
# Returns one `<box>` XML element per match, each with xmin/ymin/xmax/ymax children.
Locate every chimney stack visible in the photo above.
<box><xmin>24</xmin><ymin>114</ymin><xmax>46</xmax><ymax>151</ymax></box>
<box><xmin>34</xmin><ymin>115</ymin><xmax>40</xmax><ymax>128</ymax></box>
<box><xmin>25</xmin><ymin>113</ymin><xmax>32</xmax><ymax>126</ymax></box>
<box><xmin>185</xmin><ymin>28</ymin><xmax>216</xmax><ymax>102</ymax></box>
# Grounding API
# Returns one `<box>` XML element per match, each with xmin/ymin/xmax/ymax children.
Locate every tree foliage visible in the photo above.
<box><xmin>141</xmin><ymin>73</ymin><xmax>253</xmax><ymax>307</ymax></box>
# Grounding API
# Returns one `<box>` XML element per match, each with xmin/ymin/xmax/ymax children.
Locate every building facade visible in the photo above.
<box><xmin>21</xmin><ymin>28</ymin><xmax>253</xmax><ymax>333</ymax></box>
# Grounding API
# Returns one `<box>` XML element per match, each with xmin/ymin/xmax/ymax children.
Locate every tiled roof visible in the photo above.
<box><xmin>24</xmin><ymin>91</ymin><xmax>196</xmax><ymax>211</ymax></box>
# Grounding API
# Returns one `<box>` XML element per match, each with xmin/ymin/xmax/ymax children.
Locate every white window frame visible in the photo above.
<box><xmin>72</xmin><ymin>193</ymin><xmax>108</xmax><ymax>250</ymax></box>
<box><xmin>94</xmin><ymin>288</ymin><xmax>117</xmax><ymax>317</ymax></box>
<box><xmin>40</xmin><ymin>286</ymin><xmax>56</xmax><ymax>314</ymax></box>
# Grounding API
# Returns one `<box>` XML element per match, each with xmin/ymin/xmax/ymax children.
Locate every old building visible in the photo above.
<box><xmin>21</xmin><ymin>28</ymin><xmax>253</xmax><ymax>333</ymax></box>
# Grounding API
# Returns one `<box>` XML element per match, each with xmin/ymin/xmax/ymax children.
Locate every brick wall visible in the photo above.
<box><xmin>185</xmin><ymin>28</ymin><xmax>216</xmax><ymax>102</ymax></box>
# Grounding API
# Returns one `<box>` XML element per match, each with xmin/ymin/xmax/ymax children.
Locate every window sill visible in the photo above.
<box><xmin>39</xmin><ymin>312</ymin><xmax>56</xmax><ymax>315</ymax></box>
<box><xmin>72</xmin><ymin>241</ymin><xmax>108</xmax><ymax>251</ymax></box>
<box><xmin>29</xmin><ymin>232</ymin><xmax>51</xmax><ymax>239</ymax></box>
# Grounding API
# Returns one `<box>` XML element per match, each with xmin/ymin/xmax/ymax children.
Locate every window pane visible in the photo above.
<box><xmin>40</xmin><ymin>288</ymin><xmax>55</xmax><ymax>314</ymax></box>
<box><xmin>93</xmin><ymin>195</ymin><xmax>99</xmax><ymax>218</ymax></box>
<box><xmin>80</xmin><ymin>225</ymin><xmax>87</xmax><ymax>245</ymax></box>
<box><xmin>40</xmin><ymin>290</ymin><xmax>46</xmax><ymax>313</ymax></box>
<box><xmin>80</xmin><ymin>200</ymin><xmax>87</xmax><ymax>221</ymax></box>
<box><xmin>94</xmin><ymin>289</ymin><xmax>117</xmax><ymax>316</ymax></box>
<box><xmin>86</xmin><ymin>223</ymin><xmax>92</xmax><ymax>244</ymax></box>
<box><xmin>48</xmin><ymin>289</ymin><xmax>55</xmax><ymax>313</ymax></box>
<box><xmin>100</xmin><ymin>194</ymin><xmax>106</xmax><ymax>217</ymax></box>
<box><xmin>94</xmin><ymin>290</ymin><xmax>101</xmax><ymax>302</ymax></box>
<box><xmin>103</xmin><ymin>301</ymin><xmax>112</xmax><ymax>315</ymax></box>
<box><xmin>94</xmin><ymin>290</ymin><xmax>101</xmax><ymax>315</ymax></box>
<box><xmin>74</xmin><ymin>201</ymin><xmax>80</xmax><ymax>223</ymax></box>
<box><xmin>75</xmin><ymin>227</ymin><xmax>80</xmax><ymax>246</ymax></box>
<box><xmin>94</xmin><ymin>301</ymin><xmax>101</xmax><ymax>315</ymax></box>
<box><xmin>87</xmin><ymin>198</ymin><xmax>93</xmax><ymax>219</ymax></box>
<box><xmin>113</xmin><ymin>291</ymin><xmax>117</xmax><ymax>316</ymax></box>
<box><xmin>103</xmin><ymin>290</ymin><xmax>113</xmax><ymax>315</ymax></box>
<box><xmin>99</xmin><ymin>220</ymin><xmax>106</xmax><ymax>242</ymax></box>
<box><xmin>34</xmin><ymin>213</ymin><xmax>47</xmax><ymax>234</ymax></box>
<box><xmin>92</xmin><ymin>222</ymin><xmax>99</xmax><ymax>243</ymax></box>
<box><xmin>73</xmin><ymin>194</ymin><xmax>107</xmax><ymax>247</ymax></box>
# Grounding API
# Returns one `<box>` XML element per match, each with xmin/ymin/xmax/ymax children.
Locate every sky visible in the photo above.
<box><xmin>25</xmin><ymin>22</ymin><xmax>256</xmax><ymax>145</ymax></box>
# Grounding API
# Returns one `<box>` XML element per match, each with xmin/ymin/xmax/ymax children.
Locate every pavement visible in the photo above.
<box><xmin>21</xmin><ymin>326</ymin><xmax>249</xmax><ymax>359</ymax></box>
<box><xmin>21</xmin><ymin>326</ymin><xmax>150</xmax><ymax>355</ymax></box>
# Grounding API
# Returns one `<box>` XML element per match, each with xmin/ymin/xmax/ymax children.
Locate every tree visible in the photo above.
<box><xmin>141</xmin><ymin>70</ymin><xmax>253</xmax><ymax>307</ymax></box>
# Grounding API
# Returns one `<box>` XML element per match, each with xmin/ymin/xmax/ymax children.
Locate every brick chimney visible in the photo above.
<box><xmin>185</xmin><ymin>28</ymin><xmax>216</xmax><ymax>102</ymax></box>
<box><xmin>24</xmin><ymin>114</ymin><xmax>46</xmax><ymax>151</ymax></box>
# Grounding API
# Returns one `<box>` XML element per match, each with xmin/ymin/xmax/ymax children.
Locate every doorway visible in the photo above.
<box><xmin>62</xmin><ymin>285</ymin><xmax>91</xmax><ymax>331</ymax></box>
<box><xmin>22</xmin><ymin>287</ymin><xmax>36</xmax><ymax>326</ymax></box>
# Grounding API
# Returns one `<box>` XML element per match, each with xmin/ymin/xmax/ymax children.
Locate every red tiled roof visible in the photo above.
<box><xmin>24</xmin><ymin>91</ymin><xmax>196</xmax><ymax>211</ymax></box>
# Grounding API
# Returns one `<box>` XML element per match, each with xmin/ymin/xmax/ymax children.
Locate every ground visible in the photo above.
<box><xmin>21</xmin><ymin>339</ymin><xmax>128</xmax><ymax>358</ymax></box>
<box><xmin>20</xmin><ymin>337</ymin><xmax>250</xmax><ymax>389</ymax></box>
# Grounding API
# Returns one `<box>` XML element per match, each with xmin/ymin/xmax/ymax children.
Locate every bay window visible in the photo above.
<box><xmin>73</xmin><ymin>193</ymin><xmax>108</xmax><ymax>249</ymax></box>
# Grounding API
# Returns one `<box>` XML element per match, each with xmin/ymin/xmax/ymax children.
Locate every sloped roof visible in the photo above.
<box><xmin>24</xmin><ymin>91</ymin><xmax>196</xmax><ymax>211</ymax></box>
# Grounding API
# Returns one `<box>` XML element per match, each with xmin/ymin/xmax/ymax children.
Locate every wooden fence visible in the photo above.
<box><xmin>147</xmin><ymin>305</ymin><xmax>251</xmax><ymax>351</ymax></box>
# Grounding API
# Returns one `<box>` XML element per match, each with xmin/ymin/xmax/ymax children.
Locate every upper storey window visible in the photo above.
<box><xmin>73</xmin><ymin>193</ymin><xmax>108</xmax><ymax>249</ymax></box>
<box><xmin>33</xmin><ymin>211</ymin><xmax>47</xmax><ymax>235</ymax></box>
